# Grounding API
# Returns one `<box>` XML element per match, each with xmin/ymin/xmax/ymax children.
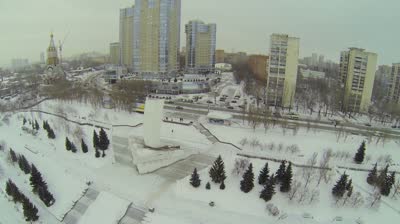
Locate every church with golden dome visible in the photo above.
<box><xmin>47</xmin><ymin>33</ymin><xmax>59</xmax><ymax>66</ymax></box>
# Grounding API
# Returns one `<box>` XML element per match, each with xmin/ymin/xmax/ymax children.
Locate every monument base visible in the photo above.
<box><xmin>129</xmin><ymin>136</ymin><xmax>186</xmax><ymax>174</ymax></box>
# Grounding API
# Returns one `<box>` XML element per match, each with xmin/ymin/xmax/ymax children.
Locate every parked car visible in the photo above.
<box><xmin>176</xmin><ymin>106</ymin><xmax>184</xmax><ymax>110</ymax></box>
<box><xmin>273</xmin><ymin>112</ymin><xmax>281</xmax><ymax>118</ymax></box>
<box><xmin>227</xmin><ymin>106</ymin><xmax>234</xmax><ymax>110</ymax></box>
<box><xmin>207</xmin><ymin>100</ymin><xmax>213</xmax><ymax>104</ymax></box>
<box><xmin>287</xmin><ymin>112</ymin><xmax>299</xmax><ymax>120</ymax></box>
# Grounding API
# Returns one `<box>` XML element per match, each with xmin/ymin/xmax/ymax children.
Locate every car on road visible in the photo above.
<box><xmin>231</xmin><ymin>100</ymin><xmax>237</xmax><ymax>103</ymax></box>
<box><xmin>287</xmin><ymin>112</ymin><xmax>299</xmax><ymax>120</ymax></box>
<box><xmin>207</xmin><ymin>100</ymin><xmax>213</xmax><ymax>104</ymax></box>
<box><xmin>165</xmin><ymin>101</ymin><xmax>174</xmax><ymax>104</ymax></box>
<box><xmin>364</xmin><ymin>123</ymin><xmax>372</xmax><ymax>127</ymax></box>
<box><xmin>227</xmin><ymin>106</ymin><xmax>234</xmax><ymax>110</ymax></box>
<box><xmin>176</xmin><ymin>106</ymin><xmax>184</xmax><ymax>110</ymax></box>
<box><xmin>238</xmin><ymin>105</ymin><xmax>245</xmax><ymax>109</ymax></box>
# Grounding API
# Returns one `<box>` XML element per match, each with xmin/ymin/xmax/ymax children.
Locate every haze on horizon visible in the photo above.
<box><xmin>0</xmin><ymin>0</ymin><xmax>399</xmax><ymax>67</ymax></box>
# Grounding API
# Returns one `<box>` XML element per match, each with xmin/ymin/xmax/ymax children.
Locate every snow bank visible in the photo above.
<box><xmin>77</xmin><ymin>192</ymin><xmax>130</xmax><ymax>224</ymax></box>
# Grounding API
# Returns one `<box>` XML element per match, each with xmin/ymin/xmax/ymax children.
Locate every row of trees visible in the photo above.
<box><xmin>9</xmin><ymin>149</ymin><xmax>55</xmax><ymax>207</ymax></box>
<box><xmin>93</xmin><ymin>128</ymin><xmax>110</xmax><ymax>158</ymax></box>
<box><xmin>190</xmin><ymin>156</ymin><xmax>294</xmax><ymax>203</ymax></box>
<box><xmin>43</xmin><ymin>120</ymin><xmax>56</xmax><ymax>139</ymax></box>
<box><xmin>5</xmin><ymin>180</ymin><xmax>39</xmax><ymax>222</ymax></box>
<box><xmin>367</xmin><ymin>164</ymin><xmax>396</xmax><ymax>196</ymax></box>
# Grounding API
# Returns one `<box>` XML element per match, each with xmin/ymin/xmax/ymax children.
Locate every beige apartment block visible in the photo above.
<box><xmin>339</xmin><ymin>48</ymin><xmax>378</xmax><ymax>113</ymax></box>
<box><xmin>119</xmin><ymin>7</ymin><xmax>134</xmax><ymax>68</ymax></box>
<box><xmin>267</xmin><ymin>33</ymin><xmax>299</xmax><ymax>108</ymax></box>
<box><xmin>109</xmin><ymin>42</ymin><xmax>120</xmax><ymax>65</ymax></box>
<box><xmin>185</xmin><ymin>20</ymin><xmax>216</xmax><ymax>73</ymax></box>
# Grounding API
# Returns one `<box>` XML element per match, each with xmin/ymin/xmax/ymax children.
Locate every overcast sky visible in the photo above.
<box><xmin>1</xmin><ymin>0</ymin><xmax>399</xmax><ymax>67</ymax></box>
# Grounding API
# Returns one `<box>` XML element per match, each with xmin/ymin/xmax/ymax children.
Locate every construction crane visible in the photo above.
<box><xmin>59</xmin><ymin>31</ymin><xmax>70</xmax><ymax>65</ymax></box>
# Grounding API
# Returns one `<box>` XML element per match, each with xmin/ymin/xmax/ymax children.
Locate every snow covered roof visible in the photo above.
<box><xmin>207</xmin><ymin>111</ymin><xmax>232</xmax><ymax>120</ymax></box>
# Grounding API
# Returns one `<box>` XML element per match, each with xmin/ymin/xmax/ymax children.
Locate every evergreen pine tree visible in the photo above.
<box><xmin>9</xmin><ymin>148</ymin><xmax>18</xmax><ymax>163</ymax></box>
<box><xmin>43</xmin><ymin>121</ymin><xmax>48</xmax><ymax>130</ymax></box>
<box><xmin>23</xmin><ymin>198</ymin><xmax>39</xmax><ymax>222</ymax></box>
<box><xmin>95</xmin><ymin>149</ymin><xmax>100</xmax><ymax>158</ymax></box>
<box><xmin>280</xmin><ymin>162</ymin><xmax>293</xmax><ymax>192</ymax></box>
<box><xmin>93</xmin><ymin>130</ymin><xmax>99</xmax><ymax>150</ymax></box>
<box><xmin>6</xmin><ymin>180</ymin><xmax>23</xmax><ymax>203</ymax></box>
<box><xmin>206</xmin><ymin>182</ymin><xmax>211</xmax><ymax>190</ymax></box>
<box><xmin>258</xmin><ymin>162</ymin><xmax>270</xmax><ymax>185</ymax></box>
<box><xmin>220</xmin><ymin>181</ymin><xmax>225</xmax><ymax>190</ymax></box>
<box><xmin>47</xmin><ymin>127</ymin><xmax>56</xmax><ymax>139</ymax></box>
<box><xmin>332</xmin><ymin>173</ymin><xmax>348</xmax><ymax>199</ymax></box>
<box><xmin>65</xmin><ymin>137</ymin><xmax>71</xmax><ymax>151</ymax></box>
<box><xmin>23</xmin><ymin>118</ymin><xmax>27</xmax><ymax>125</ymax></box>
<box><xmin>389</xmin><ymin>172</ymin><xmax>395</xmax><ymax>186</ymax></box>
<box><xmin>275</xmin><ymin>160</ymin><xmax>286</xmax><ymax>183</ymax></box>
<box><xmin>377</xmin><ymin>165</ymin><xmax>389</xmax><ymax>188</ymax></box>
<box><xmin>209</xmin><ymin>155</ymin><xmax>226</xmax><ymax>183</ymax></box>
<box><xmin>240</xmin><ymin>163</ymin><xmax>255</xmax><ymax>193</ymax></box>
<box><xmin>38</xmin><ymin>186</ymin><xmax>55</xmax><ymax>207</ymax></box>
<box><xmin>99</xmin><ymin>128</ymin><xmax>110</xmax><ymax>151</ymax></box>
<box><xmin>367</xmin><ymin>163</ymin><xmax>378</xmax><ymax>185</ymax></box>
<box><xmin>260</xmin><ymin>177</ymin><xmax>275</xmax><ymax>202</ymax></box>
<box><xmin>269</xmin><ymin>174</ymin><xmax>276</xmax><ymax>186</ymax></box>
<box><xmin>70</xmin><ymin>142</ymin><xmax>77</xmax><ymax>153</ymax></box>
<box><xmin>190</xmin><ymin>168</ymin><xmax>201</xmax><ymax>188</ymax></box>
<box><xmin>30</xmin><ymin>164</ymin><xmax>47</xmax><ymax>194</ymax></box>
<box><xmin>81</xmin><ymin>139</ymin><xmax>88</xmax><ymax>153</ymax></box>
<box><xmin>346</xmin><ymin>179</ymin><xmax>352</xmax><ymax>191</ymax></box>
<box><xmin>380</xmin><ymin>177</ymin><xmax>393</xmax><ymax>196</ymax></box>
<box><xmin>353</xmin><ymin>141</ymin><xmax>366</xmax><ymax>164</ymax></box>
<box><xmin>18</xmin><ymin>155</ymin><xmax>31</xmax><ymax>174</ymax></box>
<box><xmin>34</xmin><ymin>120</ymin><xmax>40</xmax><ymax>130</ymax></box>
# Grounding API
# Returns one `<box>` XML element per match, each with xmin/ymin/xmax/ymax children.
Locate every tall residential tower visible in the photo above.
<box><xmin>119</xmin><ymin>6</ymin><xmax>134</xmax><ymax>68</ymax></box>
<box><xmin>339</xmin><ymin>48</ymin><xmax>378</xmax><ymax>113</ymax></box>
<box><xmin>133</xmin><ymin>0</ymin><xmax>181</xmax><ymax>75</ymax></box>
<box><xmin>267</xmin><ymin>33</ymin><xmax>300</xmax><ymax>108</ymax></box>
<box><xmin>185</xmin><ymin>20</ymin><xmax>216</xmax><ymax>74</ymax></box>
<box><xmin>387</xmin><ymin>63</ymin><xmax>400</xmax><ymax>105</ymax></box>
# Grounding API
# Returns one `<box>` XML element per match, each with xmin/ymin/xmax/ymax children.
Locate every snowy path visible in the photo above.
<box><xmin>153</xmin><ymin>153</ymin><xmax>215</xmax><ymax>181</ymax></box>
<box><xmin>194</xmin><ymin>123</ymin><xmax>219</xmax><ymax>143</ymax></box>
<box><xmin>63</xmin><ymin>188</ymin><xmax>100</xmax><ymax>224</ymax></box>
<box><xmin>112</xmin><ymin>135</ymin><xmax>135</xmax><ymax>168</ymax></box>
<box><xmin>118</xmin><ymin>203</ymin><xmax>148</xmax><ymax>224</ymax></box>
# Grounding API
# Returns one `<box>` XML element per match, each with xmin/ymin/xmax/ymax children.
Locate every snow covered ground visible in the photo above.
<box><xmin>77</xmin><ymin>191</ymin><xmax>130</xmax><ymax>224</ymax></box>
<box><xmin>1</xmin><ymin>98</ymin><xmax>399</xmax><ymax>224</ymax></box>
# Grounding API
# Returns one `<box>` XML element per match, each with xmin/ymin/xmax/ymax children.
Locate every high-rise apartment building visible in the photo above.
<box><xmin>109</xmin><ymin>42</ymin><xmax>120</xmax><ymax>65</ymax></box>
<box><xmin>339</xmin><ymin>48</ymin><xmax>378</xmax><ymax>113</ymax></box>
<box><xmin>132</xmin><ymin>0</ymin><xmax>181</xmax><ymax>75</ymax></box>
<box><xmin>119</xmin><ymin>6</ymin><xmax>134</xmax><ymax>68</ymax></box>
<box><xmin>185</xmin><ymin>20</ymin><xmax>216</xmax><ymax>74</ymax></box>
<box><xmin>387</xmin><ymin>63</ymin><xmax>400</xmax><ymax>105</ymax></box>
<box><xmin>267</xmin><ymin>33</ymin><xmax>299</xmax><ymax>108</ymax></box>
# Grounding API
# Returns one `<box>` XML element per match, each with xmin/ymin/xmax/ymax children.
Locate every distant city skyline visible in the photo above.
<box><xmin>1</xmin><ymin>0</ymin><xmax>399</xmax><ymax>67</ymax></box>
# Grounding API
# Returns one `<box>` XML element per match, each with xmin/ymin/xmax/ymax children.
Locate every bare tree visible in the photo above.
<box><xmin>288</xmin><ymin>180</ymin><xmax>302</xmax><ymax>201</ymax></box>
<box><xmin>392</xmin><ymin>180</ymin><xmax>400</xmax><ymax>199</ymax></box>
<box><xmin>349</xmin><ymin>192</ymin><xmax>364</xmax><ymax>208</ymax></box>
<box><xmin>318</xmin><ymin>149</ymin><xmax>332</xmax><ymax>185</ymax></box>
<box><xmin>302</xmin><ymin>153</ymin><xmax>318</xmax><ymax>188</ymax></box>
<box><xmin>368</xmin><ymin>191</ymin><xmax>382</xmax><ymax>209</ymax></box>
<box><xmin>309</xmin><ymin>189</ymin><xmax>320</xmax><ymax>204</ymax></box>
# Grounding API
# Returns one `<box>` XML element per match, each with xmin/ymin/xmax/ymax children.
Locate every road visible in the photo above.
<box><xmin>164</xmin><ymin>103</ymin><xmax>400</xmax><ymax>139</ymax></box>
